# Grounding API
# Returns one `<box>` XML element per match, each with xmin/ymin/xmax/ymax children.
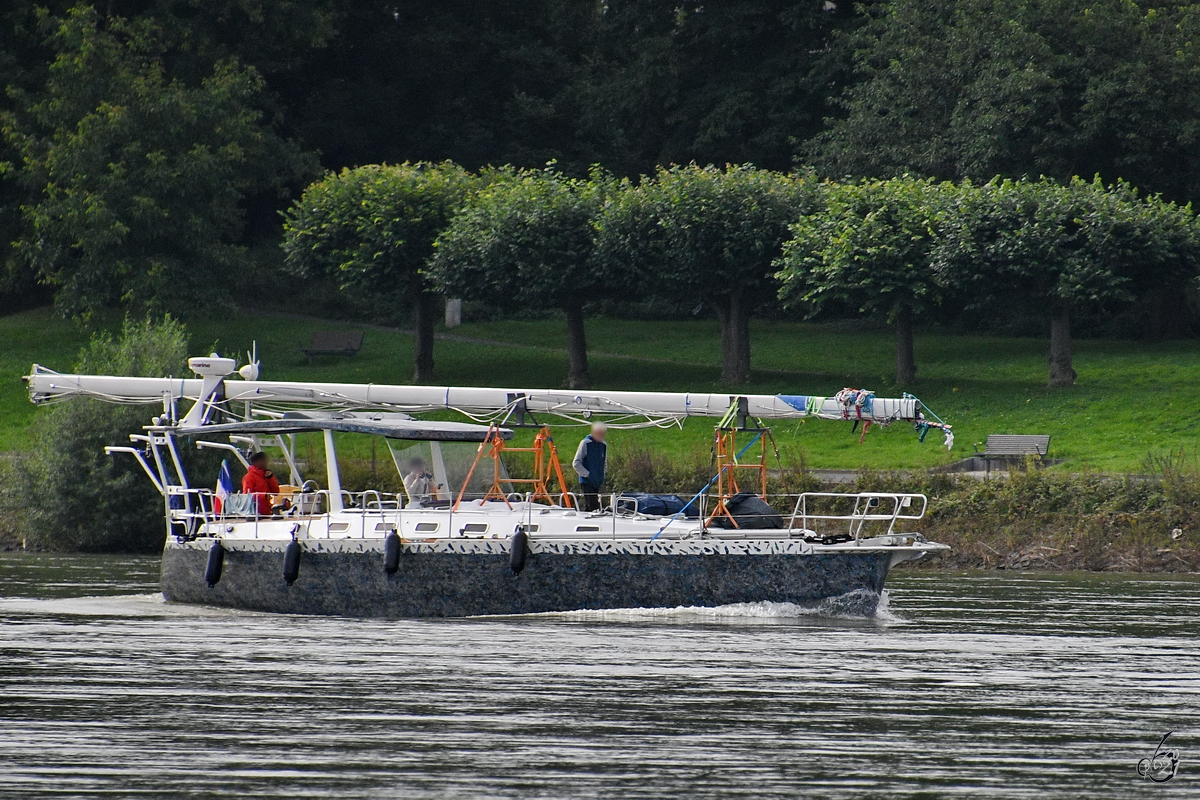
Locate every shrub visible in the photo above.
<box><xmin>3</xmin><ymin>318</ymin><xmax>193</xmax><ymax>552</ymax></box>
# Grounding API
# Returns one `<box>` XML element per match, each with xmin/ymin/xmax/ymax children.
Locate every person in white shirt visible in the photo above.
<box><xmin>403</xmin><ymin>456</ymin><xmax>441</xmax><ymax>503</ymax></box>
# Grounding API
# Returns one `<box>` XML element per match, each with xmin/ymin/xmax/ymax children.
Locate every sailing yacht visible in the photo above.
<box><xmin>23</xmin><ymin>354</ymin><xmax>951</xmax><ymax>617</ymax></box>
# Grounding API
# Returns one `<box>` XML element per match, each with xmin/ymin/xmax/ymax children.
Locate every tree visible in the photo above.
<box><xmin>3</xmin><ymin>4</ymin><xmax>314</xmax><ymax>320</ymax></box>
<box><xmin>0</xmin><ymin>317</ymin><xmax>203</xmax><ymax>551</ymax></box>
<box><xmin>935</xmin><ymin>177</ymin><xmax>1200</xmax><ymax>387</ymax></box>
<box><xmin>776</xmin><ymin>177</ymin><xmax>948</xmax><ymax>385</ymax></box>
<box><xmin>575</xmin><ymin>0</ymin><xmax>861</xmax><ymax>176</ymax></box>
<box><xmin>281</xmin><ymin>162</ymin><xmax>474</xmax><ymax>382</ymax></box>
<box><xmin>430</xmin><ymin>167</ymin><xmax>612</xmax><ymax>389</ymax></box>
<box><xmin>812</xmin><ymin>0</ymin><xmax>1200</xmax><ymax>206</ymax></box>
<box><xmin>596</xmin><ymin>164</ymin><xmax>810</xmax><ymax>385</ymax></box>
<box><xmin>282</xmin><ymin>0</ymin><xmax>862</xmax><ymax>177</ymax></box>
<box><xmin>281</xmin><ymin>0</ymin><xmax>596</xmax><ymax>174</ymax></box>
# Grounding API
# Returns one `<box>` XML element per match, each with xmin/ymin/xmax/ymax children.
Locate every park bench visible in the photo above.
<box><xmin>301</xmin><ymin>331</ymin><xmax>364</xmax><ymax>363</ymax></box>
<box><xmin>973</xmin><ymin>434</ymin><xmax>1051</xmax><ymax>475</ymax></box>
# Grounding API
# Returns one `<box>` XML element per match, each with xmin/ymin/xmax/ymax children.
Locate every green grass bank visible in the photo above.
<box><xmin>3</xmin><ymin>306</ymin><xmax>1197</xmax><ymax>471</ymax></box>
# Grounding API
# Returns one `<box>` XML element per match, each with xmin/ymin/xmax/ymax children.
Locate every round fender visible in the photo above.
<box><xmin>510</xmin><ymin>529</ymin><xmax>529</xmax><ymax>575</ymax></box>
<box><xmin>283</xmin><ymin>540</ymin><xmax>302</xmax><ymax>586</ymax></box>
<box><xmin>204</xmin><ymin>540</ymin><xmax>225</xmax><ymax>588</ymax></box>
<box><xmin>383</xmin><ymin>531</ymin><xmax>402</xmax><ymax>575</ymax></box>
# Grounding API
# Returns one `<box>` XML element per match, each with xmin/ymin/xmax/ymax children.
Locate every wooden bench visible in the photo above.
<box><xmin>301</xmin><ymin>331</ymin><xmax>364</xmax><ymax>363</ymax></box>
<box><xmin>973</xmin><ymin>434</ymin><xmax>1051</xmax><ymax>474</ymax></box>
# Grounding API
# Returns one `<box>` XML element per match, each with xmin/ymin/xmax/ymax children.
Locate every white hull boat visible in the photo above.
<box><xmin>24</xmin><ymin>354</ymin><xmax>952</xmax><ymax>617</ymax></box>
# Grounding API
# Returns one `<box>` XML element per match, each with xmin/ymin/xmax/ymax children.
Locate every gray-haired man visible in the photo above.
<box><xmin>572</xmin><ymin>423</ymin><xmax>607</xmax><ymax>512</ymax></box>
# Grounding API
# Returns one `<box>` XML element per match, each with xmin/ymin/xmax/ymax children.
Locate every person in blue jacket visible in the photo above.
<box><xmin>572</xmin><ymin>423</ymin><xmax>607</xmax><ymax>512</ymax></box>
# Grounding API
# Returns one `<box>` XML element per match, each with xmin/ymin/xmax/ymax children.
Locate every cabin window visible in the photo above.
<box><xmin>375</xmin><ymin>523</ymin><xmax>396</xmax><ymax>532</ymax></box>
<box><xmin>462</xmin><ymin>523</ymin><xmax>488</xmax><ymax>533</ymax></box>
<box><xmin>524</xmin><ymin>524</ymin><xmax>539</xmax><ymax>533</ymax></box>
<box><xmin>328</xmin><ymin>522</ymin><xmax>350</xmax><ymax>533</ymax></box>
<box><xmin>414</xmin><ymin>522</ymin><xmax>439</xmax><ymax>532</ymax></box>
<box><xmin>576</xmin><ymin>525</ymin><xmax>600</xmax><ymax>532</ymax></box>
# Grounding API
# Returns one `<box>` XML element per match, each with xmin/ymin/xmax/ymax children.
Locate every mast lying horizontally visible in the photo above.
<box><xmin>23</xmin><ymin>355</ymin><xmax>952</xmax><ymax>445</ymax></box>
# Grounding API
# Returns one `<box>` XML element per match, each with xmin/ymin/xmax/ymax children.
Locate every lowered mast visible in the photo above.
<box><xmin>23</xmin><ymin>357</ymin><xmax>951</xmax><ymax>444</ymax></box>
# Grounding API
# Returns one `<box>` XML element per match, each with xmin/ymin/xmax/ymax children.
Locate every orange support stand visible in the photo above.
<box><xmin>454</xmin><ymin>426</ymin><xmax>575</xmax><ymax>511</ymax></box>
<box><xmin>705</xmin><ymin>426</ymin><xmax>770</xmax><ymax>529</ymax></box>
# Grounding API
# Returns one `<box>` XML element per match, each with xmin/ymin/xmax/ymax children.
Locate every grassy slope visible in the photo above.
<box><xmin>3</xmin><ymin>307</ymin><xmax>1197</xmax><ymax>471</ymax></box>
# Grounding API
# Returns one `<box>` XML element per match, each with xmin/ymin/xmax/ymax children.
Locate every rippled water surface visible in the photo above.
<box><xmin>1</xmin><ymin>553</ymin><xmax>1198</xmax><ymax>798</ymax></box>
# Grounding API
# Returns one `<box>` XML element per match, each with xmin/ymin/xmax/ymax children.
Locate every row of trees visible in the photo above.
<box><xmin>283</xmin><ymin>164</ymin><xmax>1200</xmax><ymax>389</ymax></box>
<box><xmin>7</xmin><ymin>1</ymin><xmax>1200</xmax><ymax>322</ymax></box>
<box><xmin>780</xmin><ymin>177</ymin><xmax>1200</xmax><ymax>386</ymax></box>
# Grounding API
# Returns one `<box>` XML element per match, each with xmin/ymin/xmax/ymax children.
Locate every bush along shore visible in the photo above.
<box><xmin>852</xmin><ymin>465</ymin><xmax>1200</xmax><ymax>573</ymax></box>
<box><xmin>601</xmin><ymin>449</ymin><xmax>1200</xmax><ymax>574</ymax></box>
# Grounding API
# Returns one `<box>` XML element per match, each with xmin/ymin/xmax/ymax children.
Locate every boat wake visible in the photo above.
<box><xmin>0</xmin><ymin>589</ymin><xmax>907</xmax><ymax>625</ymax></box>
<box><xmin>534</xmin><ymin>589</ymin><xmax>905</xmax><ymax>625</ymax></box>
<box><xmin>0</xmin><ymin>593</ymin><xmax>242</xmax><ymax>618</ymax></box>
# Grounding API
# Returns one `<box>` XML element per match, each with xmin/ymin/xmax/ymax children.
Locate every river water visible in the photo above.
<box><xmin>0</xmin><ymin>554</ymin><xmax>1197</xmax><ymax>798</ymax></box>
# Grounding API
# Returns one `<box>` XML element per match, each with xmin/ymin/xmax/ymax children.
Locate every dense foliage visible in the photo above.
<box><xmin>3</xmin><ymin>5</ymin><xmax>314</xmax><ymax>320</ymax></box>
<box><xmin>776</xmin><ymin>175</ymin><xmax>1200</xmax><ymax>386</ymax></box>
<box><xmin>934</xmin><ymin>177</ymin><xmax>1200</xmax><ymax>386</ymax></box>
<box><xmin>777</xmin><ymin>178</ymin><xmax>949</xmax><ymax>384</ymax></box>
<box><xmin>0</xmin><ymin>0</ymin><xmax>1197</xmax><ymax>389</ymax></box>
<box><xmin>812</xmin><ymin>0</ymin><xmax>1200</xmax><ymax>204</ymax></box>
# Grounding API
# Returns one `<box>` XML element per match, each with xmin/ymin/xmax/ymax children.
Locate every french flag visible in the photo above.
<box><xmin>214</xmin><ymin>460</ymin><xmax>234</xmax><ymax>514</ymax></box>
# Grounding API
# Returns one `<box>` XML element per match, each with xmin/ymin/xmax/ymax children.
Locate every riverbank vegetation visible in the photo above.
<box><xmin>1</xmin><ymin>319</ymin><xmax>218</xmax><ymax>552</ymax></box>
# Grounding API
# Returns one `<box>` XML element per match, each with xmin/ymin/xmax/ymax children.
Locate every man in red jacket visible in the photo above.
<box><xmin>242</xmin><ymin>452</ymin><xmax>280</xmax><ymax>517</ymax></box>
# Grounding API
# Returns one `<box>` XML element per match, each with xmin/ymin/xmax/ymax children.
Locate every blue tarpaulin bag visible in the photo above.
<box><xmin>617</xmin><ymin>492</ymin><xmax>699</xmax><ymax>519</ymax></box>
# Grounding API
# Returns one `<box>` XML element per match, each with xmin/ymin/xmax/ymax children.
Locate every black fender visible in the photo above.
<box><xmin>383</xmin><ymin>531</ymin><xmax>402</xmax><ymax>575</ymax></box>
<box><xmin>283</xmin><ymin>540</ymin><xmax>302</xmax><ymax>586</ymax></box>
<box><xmin>510</xmin><ymin>529</ymin><xmax>530</xmax><ymax>575</ymax></box>
<box><xmin>204</xmin><ymin>540</ymin><xmax>225</xmax><ymax>588</ymax></box>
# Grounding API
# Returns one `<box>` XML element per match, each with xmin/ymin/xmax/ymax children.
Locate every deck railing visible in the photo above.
<box><xmin>164</xmin><ymin>488</ymin><xmax>927</xmax><ymax>544</ymax></box>
<box><xmin>788</xmin><ymin>492</ymin><xmax>928</xmax><ymax>542</ymax></box>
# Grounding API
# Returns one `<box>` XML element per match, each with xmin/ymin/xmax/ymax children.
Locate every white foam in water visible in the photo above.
<box><xmin>0</xmin><ymin>593</ymin><xmax>249</xmax><ymax>617</ymax></box>
<box><xmin>534</xmin><ymin>588</ymin><xmax>906</xmax><ymax>625</ymax></box>
<box><xmin>872</xmin><ymin>588</ymin><xmax>906</xmax><ymax>624</ymax></box>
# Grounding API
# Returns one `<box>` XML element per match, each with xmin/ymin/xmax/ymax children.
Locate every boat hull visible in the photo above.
<box><xmin>161</xmin><ymin>537</ymin><xmax>912</xmax><ymax>618</ymax></box>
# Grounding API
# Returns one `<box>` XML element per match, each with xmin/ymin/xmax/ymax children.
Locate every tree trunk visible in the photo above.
<box><xmin>412</xmin><ymin>289</ymin><xmax>436</xmax><ymax>384</ymax></box>
<box><xmin>714</xmin><ymin>293</ymin><xmax>752</xmax><ymax>385</ymax></box>
<box><xmin>1047</xmin><ymin>303</ymin><xmax>1077</xmax><ymax>388</ymax></box>
<box><xmin>894</xmin><ymin>303</ymin><xmax>917</xmax><ymax>385</ymax></box>
<box><xmin>564</xmin><ymin>303</ymin><xmax>590</xmax><ymax>389</ymax></box>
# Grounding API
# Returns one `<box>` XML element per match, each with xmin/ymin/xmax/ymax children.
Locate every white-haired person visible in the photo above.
<box><xmin>572</xmin><ymin>423</ymin><xmax>608</xmax><ymax>512</ymax></box>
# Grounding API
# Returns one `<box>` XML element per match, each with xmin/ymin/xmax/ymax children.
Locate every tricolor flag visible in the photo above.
<box><xmin>214</xmin><ymin>459</ymin><xmax>234</xmax><ymax>514</ymax></box>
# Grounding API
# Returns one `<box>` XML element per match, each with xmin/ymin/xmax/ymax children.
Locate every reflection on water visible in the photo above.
<box><xmin>1</xmin><ymin>553</ymin><xmax>1198</xmax><ymax>798</ymax></box>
